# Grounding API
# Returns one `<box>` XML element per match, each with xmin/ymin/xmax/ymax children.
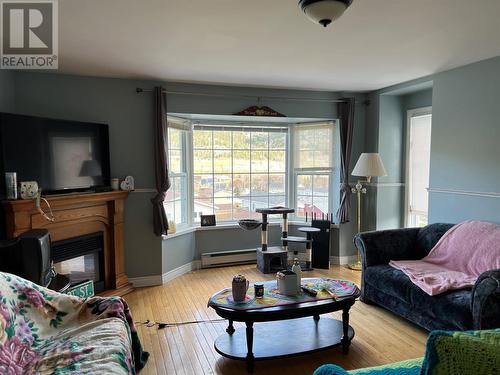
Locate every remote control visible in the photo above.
<box><xmin>301</xmin><ymin>286</ymin><xmax>318</xmax><ymax>296</ymax></box>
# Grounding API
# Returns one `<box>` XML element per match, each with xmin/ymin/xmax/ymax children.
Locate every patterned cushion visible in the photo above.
<box><xmin>0</xmin><ymin>272</ymin><xmax>148</xmax><ymax>374</ymax></box>
<box><xmin>313</xmin><ymin>358</ymin><xmax>423</xmax><ymax>375</ymax></box>
<box><xmin>421</xmin><ymin>329</ymin><xmax>500</xmax><ymax>374</ymax></box>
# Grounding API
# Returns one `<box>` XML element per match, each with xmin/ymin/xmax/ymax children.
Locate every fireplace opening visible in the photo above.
<box><xmin>51</xmin><ymin>232</ymin><xmax>105</xmax><ymax>293</ymax></box>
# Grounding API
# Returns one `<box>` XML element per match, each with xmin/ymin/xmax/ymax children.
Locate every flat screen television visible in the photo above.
<box><xmin>0</xmin><ymin>113</ymin><xmax>111</xmax><ymax>197</ymax></box>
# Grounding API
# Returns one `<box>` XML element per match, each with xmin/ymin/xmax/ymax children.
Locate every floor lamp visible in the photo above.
<box><xmin>348</xmin><ymin>153</ymin><xmax>387</xmax><ymax>271</ymax></box>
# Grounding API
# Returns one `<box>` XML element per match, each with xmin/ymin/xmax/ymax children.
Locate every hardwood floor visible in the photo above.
<box><xmin>124</xmin><ymin>264</ymin><xmax>427</xmax><ymax>375</ymax></box>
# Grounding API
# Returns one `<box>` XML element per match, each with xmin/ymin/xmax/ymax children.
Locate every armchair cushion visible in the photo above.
<box><xmin>0</xmin><ymin>272</ymin><xmax>149</xmax><ymax>374</ymax></box>
<box><xmin>421</xmin><ymin>329</ymin><xmax>500</xmax><ymax>374</ymax></box>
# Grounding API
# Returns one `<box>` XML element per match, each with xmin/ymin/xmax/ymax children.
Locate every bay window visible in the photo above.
<box><xmin>164</xmin><ymin>116</ymin><xmax>336</xmax><ymax>226</ymax></box>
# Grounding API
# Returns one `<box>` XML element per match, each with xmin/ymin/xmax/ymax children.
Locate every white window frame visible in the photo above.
<box><xmin>405</xmin><ymin>106</ymin><xmax>432</xmax><ymax>227</ymax></box>
<box><xmin>290</xmin><ymin>122</ymin><xmax>336</xmax><ymax>221</ymax></box>
<box><xmin>166</xmin><ymin>116</ymin><xmax>339</xmax><ymax>226</ymax></box>
<box><xmin>191</xmin><ymin>124</ymin><xmax>289</xmax><ymax>223</ymax></box>
<box><xmin>165</xmin><ymin>117</ymin><xmax>192</xmax><ymax>229</ymax></box>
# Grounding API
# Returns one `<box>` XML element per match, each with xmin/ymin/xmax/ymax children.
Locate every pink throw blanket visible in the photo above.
<box><xmin>389</xmin><ymin>221</ymin><xmax>500</xmax><ymax>296</ymax></box>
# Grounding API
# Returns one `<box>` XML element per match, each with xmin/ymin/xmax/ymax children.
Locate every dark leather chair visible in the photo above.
<box><xmin>0</xmin><ymin>229</ymin><xmax>54</xmax><ymax>287</ymax></box>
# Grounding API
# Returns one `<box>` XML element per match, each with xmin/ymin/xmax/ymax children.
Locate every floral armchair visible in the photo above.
<box><xmin>0</xmin><ymin>272</ymin><xmax>148</xmax><ymax>374</ymax></box>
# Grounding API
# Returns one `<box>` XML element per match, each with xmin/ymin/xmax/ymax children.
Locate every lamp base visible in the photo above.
<box><xmin>347</xmin><ymin>261</ymin><xmax>362</xmax><ymax>271</ymax></box>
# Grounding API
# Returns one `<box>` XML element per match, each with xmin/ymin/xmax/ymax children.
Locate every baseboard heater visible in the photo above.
<box><xmin>201</xmin><ymin>248</ymin><xmax>257</xmax><ymax>268</ymax></box>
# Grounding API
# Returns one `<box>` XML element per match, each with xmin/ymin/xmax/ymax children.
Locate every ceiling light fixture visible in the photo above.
<box><xmin>299</xmin><ymin>0</ymin><xmax>353</xmax><ymax>27</ymax></box>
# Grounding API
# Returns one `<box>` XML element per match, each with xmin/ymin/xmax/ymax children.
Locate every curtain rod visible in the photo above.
<box><xmin>135</xmin><ymin>87</ymin><xmax>350</xmax><ymax>103</ymax></box>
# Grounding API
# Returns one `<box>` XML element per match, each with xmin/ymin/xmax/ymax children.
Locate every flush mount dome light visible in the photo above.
<box><xmin>299</xmin><ymin>0</ymin><xmax>353</xmax><ymax>27</ymax></box>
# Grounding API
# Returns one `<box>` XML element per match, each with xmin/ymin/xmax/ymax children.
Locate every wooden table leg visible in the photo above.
<box><xmin>245</xmin><ymin>321</ymin><xmax>255</xmax><ymax>372</ymax></box>
<box><xmin>341</xmin><ymin>307</ymin><xmax>350</xmax><ymax>354</ymax></box>
<box><xmin>313</xmin><ymin>314</ymin><xmax>320</xmax><ymax>321</ymax></box>
<box><xmin>226</xmin><ymin>320</ymin><xmax>235</xmax><ymax>335</ymax></box>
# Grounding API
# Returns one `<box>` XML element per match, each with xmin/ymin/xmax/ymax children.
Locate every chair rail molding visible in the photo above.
<box><xmin>427</xmin><ymin>187</ymin><xmax>500</xmax><ymax>199</ymax></box>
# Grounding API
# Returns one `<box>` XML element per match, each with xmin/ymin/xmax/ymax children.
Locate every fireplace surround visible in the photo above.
<box><xmin>2</xmin><ymin>191</ymin><xmax>132</xmax><ymax>296</ymax></box>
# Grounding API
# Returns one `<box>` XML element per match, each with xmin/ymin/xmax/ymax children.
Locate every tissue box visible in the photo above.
<box><xmin>277</xmin><ymin>270</ymin><xmax>298</xmax><ymax>296</ymax></box>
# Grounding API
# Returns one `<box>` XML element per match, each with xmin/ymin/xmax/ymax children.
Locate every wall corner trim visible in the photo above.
<box><xmin>129</xmin><ymin>260</ymin><xmax>201</xmax><ymax>288</ymax></box>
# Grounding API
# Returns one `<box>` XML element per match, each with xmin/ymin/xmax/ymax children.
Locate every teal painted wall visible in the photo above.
<box><xmin>366</xmin><ymin>56</ymin><xmax>499</xmax><ymax>229</ymax></box>
<box><xmin>428</xmin><ymin>57</ymin><xmax>500</xmax><ymax>224</ymax></box>
<box><xmin>11</xmin><ymin>72</ymin><xmax>163</xmax><ymax>278</ymax></box>
<box><xmin>8</xmin><ymin>71</ymin><xmax>367</xmax><ymax>275</ymax></box>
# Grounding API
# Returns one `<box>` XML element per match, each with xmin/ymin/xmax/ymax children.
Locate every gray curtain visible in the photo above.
<box><xmin>335</xmin><ymin>97</ymin><xmax>355</xmax><ymax>224</ymax></box>
<box><xmin>151</xmin><ymin>86</ymin><xmax>171</xmax><ymax>236</ymax></box>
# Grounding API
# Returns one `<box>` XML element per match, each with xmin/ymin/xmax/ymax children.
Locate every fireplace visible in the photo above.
<box><xmin>51</xmin><ymin>232</ymin><xmax>105</xmax><ymax>293</ymax></box>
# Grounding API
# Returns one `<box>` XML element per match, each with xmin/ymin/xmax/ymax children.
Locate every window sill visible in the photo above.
<box><xmin>162</xmin><ymin>221</ymin><xmax>339</xmax><ymax>240</ymax></box>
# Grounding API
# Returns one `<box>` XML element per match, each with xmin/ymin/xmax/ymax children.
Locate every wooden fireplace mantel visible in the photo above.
<box><xmin>2</xmin><ymin>191</ymin><xmax>133</xmax><ymax>297</ymax></box>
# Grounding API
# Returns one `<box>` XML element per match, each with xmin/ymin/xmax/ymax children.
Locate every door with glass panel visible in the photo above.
<box><xmin>406</xmin><ymin>108</ymin><xmax>432</xmax><ymax>227</ymax></box>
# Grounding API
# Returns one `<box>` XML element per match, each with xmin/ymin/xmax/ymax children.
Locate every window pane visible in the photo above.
<box><xmin>296</xmin><ymin>195</ymin><xmax>312</xmax><ymax>218</ymax></box>
<box><xmin>193</xmin><ymin>150</ymin><xmax>213</xmax><ymax>173</ymax></box>
<box><xmin>298</xmin><ymin>150</ymin><xmax>314</xmax><ymax>168</ymax></box>
<box><xmin>233</xmin><ymin>174</ymin><xmax>250</xmax><ymax>197</ymax></box>
<box><xmin>269</xmin><ymin>174</ymin><xmax>285</xmax><ymax>195</ymax></box>
<box><xmin>169</xmin><ymin>128</ymin><xmax>181</xmax><ymax>149</ymax></box>
<box><xmin>233</xmin><ymin>131</ymin><xmax>250</xmax><ymax>149</ymax></box>
<box><xmin>194</xmin><ymin>198</ymin><xmax>213</xmax><ymax>220</ymax></box>
<box><xmin>169</xmin><ymin>149</ymin><xmax>181</xmax><ymax>173</ymax></box>
<box><xmin>233</xmin><ymin>151</ymin><xmax>250</xmax><ymax>173</ymax></box>
<box><xmin>194</xmin><ymin>130</ymin><xmax>212</xmax><ymax>149</ymax></box>
<box><xmin>269</xmin><ymin>150</ymin><xmax>286</xmax><ymax>172</ymax></box>
<box><xmin>269</xmin><ymin>195</ymin><xmax>286</xmax><ymax>207</ymax></box>
<box><xmin>251</xmin><ymin>151</ymin><xmax>268</xmax><ymax>172</ymax></box>
<box><xmin>251</xmin><ymin>174</ymin><xmax>268</xmax><ymax>196</ymax></box>
<box><xmin>251</xmin><ymin>132</ymin><xmax>268</xmax><ymax>149</ymax></box>
<box><xmin>233</xmin><ymin>198</ymin><xmax>253</xmax><ymax>220</ymax></box>
<box><xmin>297</xmin><ymin>175</ymin><xmax>312</xmax><ymax>195</ymax></box>
<box><xmin>313</xmin><ymin>175</ymin><xmax>329</xmax><ymax>196</ymax></box>
<box><xmin>214</xmin><ymin>174</ymin><xmax>232</xmax><ymax>196</ymax></box>
<box><xmin>164</xmin><ymin>200</ymin><xmax>174</xmax><ymax>220</ymax></box>
<box><xmin>193</xmin><ymin>174</ymin><xmax>213</xmax><ymax>198</ymax></box>
<box><xmin>214</xmin><ymin>197</ymin><xmax>233</xmax><ymax>221</ymax></box>
<box><xmin>312</xmin><ymin>196</ymin><xmax>329</xmax><ymax>216</ymax></box>
<box><xmin>214</xmin><ymin>150</ymin><xmax>232</xmax><ymax>173</ymax></box>
<box><xmin>269</xmin><ymin>133</ymin><xmax>286</xmax><ymax>149</ymax></box>
<box><xmin>213</xmin><ymin>131</ymin><xmax>232</xmax><ymax>149</ymax></box>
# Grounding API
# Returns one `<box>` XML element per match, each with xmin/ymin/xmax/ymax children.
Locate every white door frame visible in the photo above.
<box><xmin>404</xmin><ymin>106</ymin><xmax>432</xmax><ymax>227</ymax></box>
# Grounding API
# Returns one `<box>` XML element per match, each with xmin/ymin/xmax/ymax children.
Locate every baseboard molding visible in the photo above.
<box><xmin>161</xmin><ymin>260</ymin><xmax>201</xmax><ymax>284</ymax></box>
<box><xmin>330</xmin><ymin>255</ymin><xmax>358</xmax><ymax>265</ymax></box>
<box><xmin>129</xmin><ymin>260</ymin><xmax>201</xmax><ymax>288</ymax></box>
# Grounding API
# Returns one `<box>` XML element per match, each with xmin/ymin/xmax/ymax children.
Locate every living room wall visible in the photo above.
<box><xmin>7</xmin><ymin>72</ymin><xmax>367</xmax><ymax>278</ymax></box>
<box><xmin>428</xmin><ymin>57</ymin><xmax>500</xmax><ymax>223</ymax></box>
<box><xmin>367</xmin><ymin>56</ymin><xmax>499</xmax><ymax>228</ymax></box>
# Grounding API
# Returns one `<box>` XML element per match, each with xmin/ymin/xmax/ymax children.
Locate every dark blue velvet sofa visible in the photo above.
<box><xmin>354</xmin><ymin>223</ymin><xmax>500</xmax><ymax>331</ymax></box>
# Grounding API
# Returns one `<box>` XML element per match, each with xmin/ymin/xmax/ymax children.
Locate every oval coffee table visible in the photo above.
<box><xmin>208</xmin><ymin>279</ymin><xmax>360</xmax><ymax>372</ymax></box>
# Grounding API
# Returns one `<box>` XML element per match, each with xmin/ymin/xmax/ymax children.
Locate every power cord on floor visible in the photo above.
<box><xmin>136</xmin><ymin>319</ymin><xmax>227</xmax><ymax>330</ymax></box>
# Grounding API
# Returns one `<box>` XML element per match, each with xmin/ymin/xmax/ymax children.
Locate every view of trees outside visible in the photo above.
<box><xmin>294</xmin><ymin>124</ymin><xmax>332</xmax><ymax>218</ymax></box>
<box><xmin>193</xmin><ymin>129</ymin><xmax>287</xmax><ymax>222</ymax></box>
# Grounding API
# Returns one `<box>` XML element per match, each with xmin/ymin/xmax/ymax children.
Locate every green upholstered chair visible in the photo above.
<box><xmin>314</xmin><ymin>329</ymin><xmax>500</xmax><ymax>375</ymax></box>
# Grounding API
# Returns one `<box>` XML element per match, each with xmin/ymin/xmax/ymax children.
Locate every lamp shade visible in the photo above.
<box><xmin>299</xmin><ymin>0</ymin><xmax>353</xmax><ymax>27</ymax></box>
<box><xmin>352</xmin><ymin>153</ymin><xmax>387</xmax><ymax>177</ymax></box>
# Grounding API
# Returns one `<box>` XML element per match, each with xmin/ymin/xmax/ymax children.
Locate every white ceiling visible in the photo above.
<box><xmin>58</xmin><ymin>0</ymin><xmax>500</xmax><ymax>92</ymax></box>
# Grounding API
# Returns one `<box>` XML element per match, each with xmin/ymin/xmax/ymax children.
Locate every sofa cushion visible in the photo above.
<box><xmin>28</xmin><ymin>318</ymin><xmax>132</xmax><ymax>374</ymax></box>
<box><xmin>364</xmin><ymin>265</ymin><xmax>472</xmax><ymax>330</ymax></box>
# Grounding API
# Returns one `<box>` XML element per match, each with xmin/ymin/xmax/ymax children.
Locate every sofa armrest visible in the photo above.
<box><xmin>471</xmin><ymin>269</ymin><xmax>500</xmax><ymax>330</ymax></box>
<box><xmin>354</xmin><ymin>227</ymin><xmax>420</xmax><ymax>268</ymax></box>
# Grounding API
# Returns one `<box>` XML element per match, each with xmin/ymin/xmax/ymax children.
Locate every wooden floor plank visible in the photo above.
<box><xmin>124</xmin><ymin>264</ymin><xmax>427</xmax><ymax>375</ymax></box>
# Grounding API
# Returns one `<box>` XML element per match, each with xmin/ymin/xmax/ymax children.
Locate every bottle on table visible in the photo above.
<box><xmin>291</xmin><ymin>258</ymin><xmax>301</xmax><ymax>293</ymax></box>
